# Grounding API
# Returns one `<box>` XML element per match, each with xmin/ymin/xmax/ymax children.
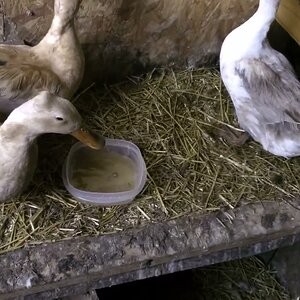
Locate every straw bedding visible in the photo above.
<box><xmin>99</xmin><ymin>256</ymin><xmax>290</xmax><ymax>299</ymax></box>
<box><xmin>195</xmin><ymin>256</ymin><xmax>290</xmax><ymax>299</ymax></box>
<box><xmin>0</xmin><ymin>67</ymin><xmax>299</xmax><ymax>254</ymax></box>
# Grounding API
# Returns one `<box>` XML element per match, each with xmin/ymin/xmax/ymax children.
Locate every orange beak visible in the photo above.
<box><xmin>71</xmin><ymin>128</ymin><xmax>105</xmax><ymax>150</ymax></box>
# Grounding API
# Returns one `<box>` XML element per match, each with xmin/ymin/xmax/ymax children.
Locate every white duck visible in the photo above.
<box><xmin>0</xmin><ymin>91</ymin><xmax>104</xmax><ymax>202</ymax></box>
<box><xmin>220</xmin><ymin>0</ymin><xmax>300</xmax><ymax>157</ymax></box>
<box><xmin>0</xmin><ymin>0</ymin><xmax>84</xmax><ymax>115</ymax></box>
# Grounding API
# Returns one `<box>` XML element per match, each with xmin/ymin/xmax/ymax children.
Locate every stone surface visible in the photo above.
<box><xmin>1</xmin><ymin>198</ymin><xmax>300</xmax><ymax>299</ymax></box>
<box><xmin>1</xmin><ymin>0</ymin><xmax>258</xmax><ymax>83</ymax></box>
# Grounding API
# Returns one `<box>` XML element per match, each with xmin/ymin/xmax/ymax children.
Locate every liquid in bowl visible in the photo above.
<box><xmin>70</xmin><ymin>148</ymin><xmax>137</xmax><ymax>193</ymax></box>
<box><xmin>63</xmin><ymin>139</ymin><xmax>147</xmax><ymax>206</ymax></box>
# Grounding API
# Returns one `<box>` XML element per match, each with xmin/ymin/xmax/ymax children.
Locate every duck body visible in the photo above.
<box><xmin>0</xmin><ymin>91</ymin><xmax>104</xmax><ymax>202</ymax></box>
<box><xmin>0</xmin><ymin>0</ymin><xmax>84</xmax><ymax>116</ymax></box>
<box><xmin>220</xmin><ymin>0</ymin><xmax>300</xmax><ymax>157</ymax></box>
<box><xmin>0</xmin><ymin>126</ymin><xmax>38</xmax><ymax>201</ymax></box>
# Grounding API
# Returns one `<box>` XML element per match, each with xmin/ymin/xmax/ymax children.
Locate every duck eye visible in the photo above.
<box><xmin>56</xmin><ymin>117</ymin><xmax>64</xmax><ymax>121</ymax></box>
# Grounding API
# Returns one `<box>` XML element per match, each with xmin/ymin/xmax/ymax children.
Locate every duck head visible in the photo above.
<box><xmin>6</xmin><ymin>91</ymin><xmax>105</xmax><ymax>149</ymax></box>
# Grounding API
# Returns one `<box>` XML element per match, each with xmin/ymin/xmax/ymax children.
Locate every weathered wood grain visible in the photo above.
<box><xmin>1</xmin><ymin>198</ymin><xmax>300</xmax><ymax>299</ymax></box>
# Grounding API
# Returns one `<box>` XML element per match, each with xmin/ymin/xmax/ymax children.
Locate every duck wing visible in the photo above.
<box><xmin>235</xmin><ymin>52</ymin><xmax>300</xmax><ymax>125</ymax></box>
<box><xmin>0</xmin><ymin>63</ymin><xmax>63</xmax><ymax>101</ymax></box>
<box><xmin>0</xmin><ymin>46</ymin><xmax>65</xmax><ymax>114</ymax></box>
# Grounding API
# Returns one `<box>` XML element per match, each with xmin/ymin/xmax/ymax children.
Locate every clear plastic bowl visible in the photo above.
<box><xmin>62</xmin><ymin>138</ymin><xmax>147</xmax><ymax>206</ymax></box>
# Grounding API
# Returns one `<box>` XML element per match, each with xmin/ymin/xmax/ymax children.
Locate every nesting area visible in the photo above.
<box><xmin>0</xmin><ymin>67</ymin><xmax>299</xmax><ymax>254</ymax></box>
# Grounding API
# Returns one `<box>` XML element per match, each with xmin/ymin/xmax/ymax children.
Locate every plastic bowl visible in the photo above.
<box><xmin>62</xmin><ymin>138</ymin><xmax>147</xmax><ymax>206</ymax></box>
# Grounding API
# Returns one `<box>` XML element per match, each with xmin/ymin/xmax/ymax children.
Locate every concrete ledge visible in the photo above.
<box><xmin>1</xmin><ymin>198</ymin><xmax>300</xmax><ymax>300</ymax></box>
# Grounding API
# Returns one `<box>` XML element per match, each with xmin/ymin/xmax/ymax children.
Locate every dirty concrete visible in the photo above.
<box><xmin>1</xmin><ymin>0</ymin><xmax>258</xmax><ymax>83</ymax></box>
<box><xmin>1</xmin><ymin>198</ymin><xmax>300</xmax><ymax>299</ymax></box>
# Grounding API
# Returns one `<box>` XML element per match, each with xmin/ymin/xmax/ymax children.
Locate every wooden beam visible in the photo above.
<box><xmin>277</xmin><ymin>0</ymin><xmax>300</xmax><ymax>44</ymax></box>
<box><xmin>1</xmin><ymin>198</ymin><xmax>300</xmax><ymax>299</ymax></box>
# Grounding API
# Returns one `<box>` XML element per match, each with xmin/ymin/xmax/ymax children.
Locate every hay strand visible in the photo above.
<box><xmin>0</xmin><ymin>68</ymin><xmax>300</xmax><ymax>253</ymax></box>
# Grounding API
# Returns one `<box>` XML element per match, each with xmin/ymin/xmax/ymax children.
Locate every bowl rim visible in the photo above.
<box><xmin>62</xmin><ymin>138</ymin><xmax>147</xmax><ymax>203</ymax></box>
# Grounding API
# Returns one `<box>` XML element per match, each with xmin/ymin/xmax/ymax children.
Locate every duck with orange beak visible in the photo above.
<box><xmin>0</xmin><ymin>91</ymin><xmax>105</xmax><ymax>202</ymax></box>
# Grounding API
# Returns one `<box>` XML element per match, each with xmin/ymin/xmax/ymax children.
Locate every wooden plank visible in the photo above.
<box><xmin>277</xmin><ymin>0</ymin><xmax>300</xmax><ymax>44</ymax></box>
<box><xmin>1</xmin><ymin>198</ymin><xmax>300</xmax><ymax>299</ymax></box>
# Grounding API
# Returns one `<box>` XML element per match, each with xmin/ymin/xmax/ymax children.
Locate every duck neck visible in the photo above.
<box><xmin>40</xmin><ymin>0</ymin><xmax>80</xmax><ymax>42</ymax></box>
<box><xmin>40</xmin><ymin>12</ymin><xmax>77</xmax><ymax>43</ymax></box>
<box><xmin>242</xmin><ymin>0</ymin><xmax>279</xmax><ymax>40</ymax></box>
<box><xmin>34</xmin><ymin>2</ymin><xmax>84</xmax><ymax>96</ymax></box>
<box><xmin>0</xmin><ymin>123</ymin><xmax>37</xmax><ymax>147</ymax></box>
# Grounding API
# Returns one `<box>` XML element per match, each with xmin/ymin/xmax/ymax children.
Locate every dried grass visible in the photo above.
<box><xmin>195</xmin><ymin>256</ymin><xmax>290</xmax><ymax>300</ymax></box>
<box><xmin>0</xmin><ymin>67</ymin><xmax>299</xmax><ymax>254</ymax></box>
